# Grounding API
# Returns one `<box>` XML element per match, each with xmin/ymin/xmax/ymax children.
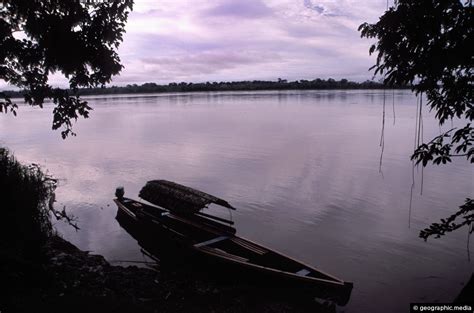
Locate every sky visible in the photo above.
<box><xmin>1</xmin><ymin>0</ymin><xmax>389</xmax><ymax>89</ymax></box>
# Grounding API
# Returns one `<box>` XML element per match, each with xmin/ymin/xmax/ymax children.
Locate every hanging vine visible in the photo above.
<box><xmin>360</xmin><ymin>0</ymin><xmax>473</xmax><ymax>244</ymax></box>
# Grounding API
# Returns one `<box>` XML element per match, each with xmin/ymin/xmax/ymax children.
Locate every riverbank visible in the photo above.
<box><xmin>1</xmin><ymin>234</ymin><xmax>334</xmax><ymax>313</ymax></box>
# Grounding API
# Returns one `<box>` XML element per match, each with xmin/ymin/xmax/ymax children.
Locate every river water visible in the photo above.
<box><xmin>0</xmin><ymin>90</ymin><xmax>472</xmax><ymax>312</ymax></box>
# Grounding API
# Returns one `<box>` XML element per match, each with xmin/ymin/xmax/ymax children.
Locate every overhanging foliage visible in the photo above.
<box><xmin>0</xmin><ymin>0</ymin><xmax>133</xmax><ymax>138</ymax></box>
<box><xmin>360</xmin><ymin>0</ymin><xmax>473</xmax><ymax>239</ymax></box>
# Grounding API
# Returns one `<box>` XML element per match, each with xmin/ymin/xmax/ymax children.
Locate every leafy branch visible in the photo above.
<box><xmin>0</xmin><ymin>0</ymin><xmax>133</xmax><ymax>138</ymax></box>
<box><xmin>420</xmin><ymin>199</ymin><xmax>474</xmax><ymax>240</ymax></box>
<box><xmin>0</xmin><ymin>92</ymin><xmax>17</xmax><ymax>116</ymax></box>
<box><xmin>411</xmin><ymin>124</ymin><xmax>474</xmax><ymax>166</ymax></box>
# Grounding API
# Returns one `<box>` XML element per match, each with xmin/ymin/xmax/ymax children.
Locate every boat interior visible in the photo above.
<box><xmin>119</xmin><ymin>198</ymin><xmax>338</xmax><ymax>283</ymax></box>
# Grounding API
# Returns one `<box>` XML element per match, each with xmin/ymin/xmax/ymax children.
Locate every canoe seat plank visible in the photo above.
<box><xmin>230</xmin><ymin>237</ymin><xmax>267</xmax><ymax>255</ymax></box>
<box><xmin>296</xmin><ymin>269</ymin><xmax>311</xmax><ymax>276</ymax></box>
<box><xmin>194</xmin><ymin>236</ymin><xmax>229</xmax><ymax>248</ymax></box>
<box><xmin>200</xmin><ymin>246</ymin><xmax>249</xmax><ymax>263</ymax></box>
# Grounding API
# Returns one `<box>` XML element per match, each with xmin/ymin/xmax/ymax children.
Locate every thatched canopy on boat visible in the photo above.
<box><xmin>139</xmin><ymin>180</ymin><xmax>235</xmax><ymax>214</ymax></box>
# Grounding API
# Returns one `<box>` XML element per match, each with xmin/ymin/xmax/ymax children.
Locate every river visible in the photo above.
<box><xmin>0</xmin><ymin>90</ymin><xmax>472</xmax><ymax>312</ymax></box>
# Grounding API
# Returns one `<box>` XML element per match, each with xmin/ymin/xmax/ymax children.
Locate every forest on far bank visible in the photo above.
<box><xmin>2</xmin><ymin>78</ymin><xmax>409</xmax><ymax>98</ymax></box>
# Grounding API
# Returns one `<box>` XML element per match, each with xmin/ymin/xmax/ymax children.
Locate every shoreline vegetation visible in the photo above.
<box><xmin>1</xmin><ymin>78</ymin><xmax>409</xmax><ymax>98</ymax></box>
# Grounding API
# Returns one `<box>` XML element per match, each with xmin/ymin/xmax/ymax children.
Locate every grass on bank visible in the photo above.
<box><xmin>0</xmin><ymin>147</ymin><xmax>54</xmax><ymax>261</ymax></box>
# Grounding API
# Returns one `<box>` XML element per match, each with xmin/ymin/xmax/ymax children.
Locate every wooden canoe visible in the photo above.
<box><xmin>114</xmin><ymin>197</ymin><xmax>353</xmax><ymax>305</ymax></box>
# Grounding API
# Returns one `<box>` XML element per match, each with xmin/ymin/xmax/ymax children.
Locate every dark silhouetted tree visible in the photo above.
<box><xmin>0</xmin><ymin>0</ymin><xmax>133</xmax><ymax>138</ymax></box>
<box><xmin>359</xmin><ymin>0</ymin><xmax>473</xmax><ymax>240</ymax></box>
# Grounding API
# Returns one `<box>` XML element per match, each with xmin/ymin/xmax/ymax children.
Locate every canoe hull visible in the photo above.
<box><xmin>114</xmin><ymin>198</ymin><xmax>353</xmax><ymax>305</ymax></box>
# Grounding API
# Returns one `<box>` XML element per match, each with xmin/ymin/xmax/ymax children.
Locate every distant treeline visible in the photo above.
<box><xmin>3</xmin><ymin>78</ymin><xmax>409</xmax><ymax>98</ymax></box>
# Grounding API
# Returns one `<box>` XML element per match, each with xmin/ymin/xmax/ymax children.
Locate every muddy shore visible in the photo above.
<box><xmin>1</xmin><ymin>235</ymin><xmax>334</xmax><ymax>313</ymax></box>
<box><xmin>3</xmin><ymin>234</ymin><xmax>470</xmax><ymax>313</ymax></box>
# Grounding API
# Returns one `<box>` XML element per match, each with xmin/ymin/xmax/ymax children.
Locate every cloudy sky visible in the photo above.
<box><xmin>3</xmin><ymin>0</ymin><xmax>389</xmax><ymax>89</ymax></box>
<box><xmin>114</xmin><ymin>0</ymin><xmax>388</xmax><ymax>85</ymax></box>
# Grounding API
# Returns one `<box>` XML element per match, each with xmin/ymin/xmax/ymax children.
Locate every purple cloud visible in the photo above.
<box><xmin>137</xmin><ymin>50</ymin><xmax>282</xmax><ymax>81</ymax></box>
<box><xmin>304</xmin><ymin>0</ymin><xmax>325</xmax><ymax>14</ymax></box>
<box><xmin>203</xmin><ymin>0</ymin><xmax>273</xmax><ymax>19</ymax></box>
<box><xmin>303</xmin><ymin>0</ymin><xmax>348</xmax><ymax>17</ymax></box>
